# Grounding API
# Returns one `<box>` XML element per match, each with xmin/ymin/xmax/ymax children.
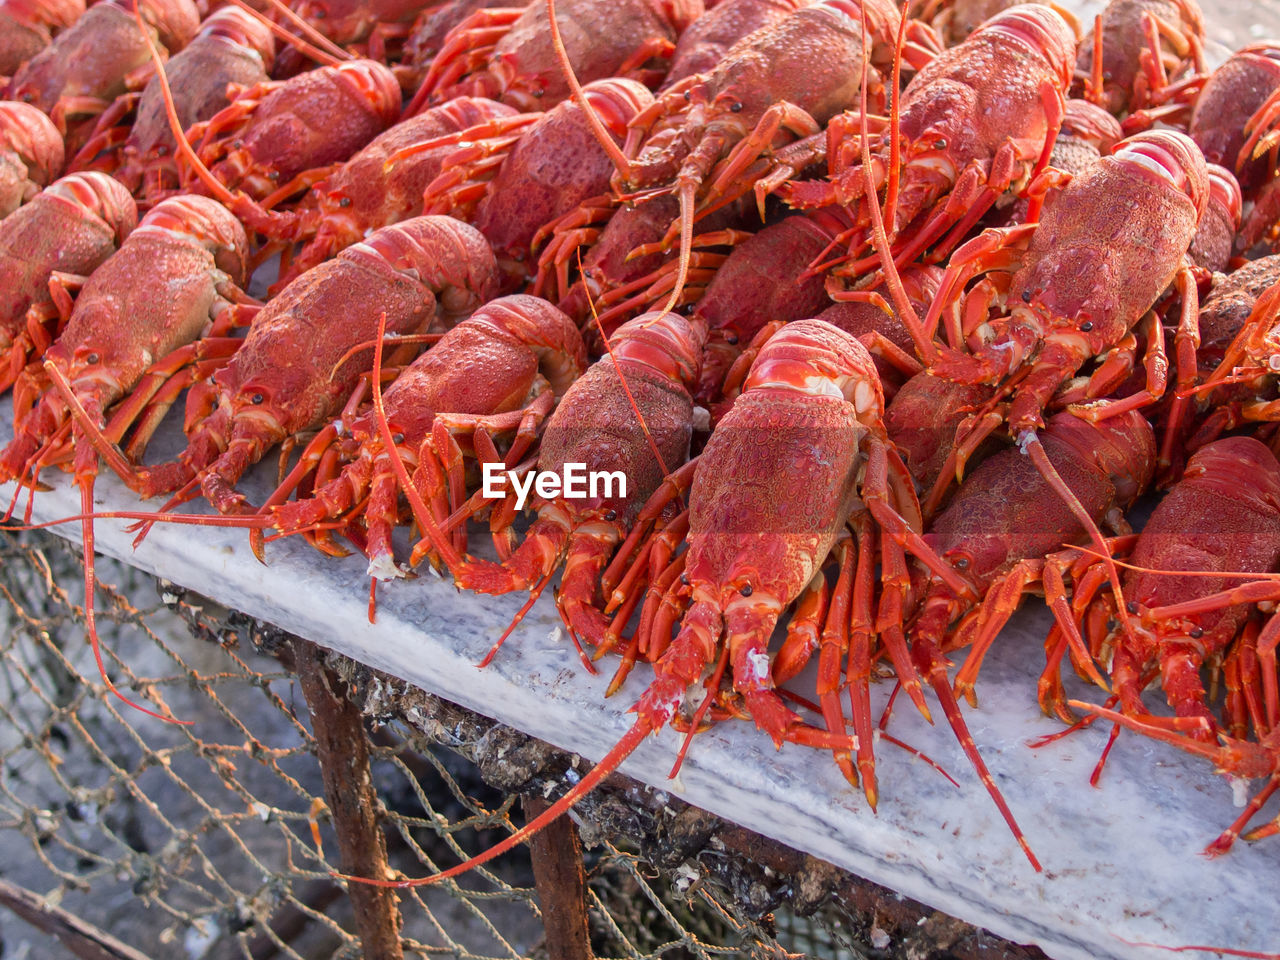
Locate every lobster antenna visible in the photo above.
<box><xmin>220</xmin><ymin>0</ymin><xmax>347</xmax><ymax>64</ymax></box>
<box><xmin>546</xmin><ymin>0</ymin><xmax>631</xmax><ymax>178</ymax></box>
<box><xmin>1066</xmin><ymin>701</ymin><xmax>1219</xmax><ymax>755</ymax></box>
<box><xmin>658</xmin><ymin>181</ymin><xmax>696</xmax><ymax>316</ymax></box>
<box><xmin>8</xmin><ymin>511</ymin><xmax>269</xmax><ymax>531</ymax></box>
<box><xmin>583</xmin><ymin>250</ymin><xmax>673</xmax><ymax>480</ymax></box>
<box><xmin>1087</xmin><ymin>15</ymin><xmax>1105</xmax><ymax>106</ymax></box>
<box><xmin>1021</xmin><ymin>433</ymin><xmax>1133</xmax><ymax>636</ymax></box>
<box><xmin>367</xmin><ymin>311</ymin><xmax>469</xmax><ymax>575</ymax></box>
<box><xmin>134</xmin><ymin>2</ymin><xmax>294</xmax><ymax>234</ymax></box>
<box><xmin>224</xmin><ymin>0</ymin><xmax>350</xmax><ymax>64</ymax></box>
<box><xmin>70</xmin><ymin>439</ymin><xmax>193</xmax><ymax>724</ymax></box>
<box><xmin>341</xmin><ymin>719</ymin><xmax>652</xmax><ymax>887</ymax></box>
<box><xmin>881</xmin><ymin>1</ymin><xmax>909</xmax><ymax>232</ymax></box>
<box><xmin>856</xmin><ymin>2</ymin><xmax>926</xmax><ymax>350</ymax></box>
<box><xmin>1068</xmin><ymin>544</ymin><xmax>1280</xmax><ymax>582</ymax></box>
<box><xmin>1114</xmin><ymin>940</ymin><xmax>1280</xmax><ymax>960</ymax></box>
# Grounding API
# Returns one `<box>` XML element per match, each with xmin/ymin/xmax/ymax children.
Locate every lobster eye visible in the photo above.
<box><xmin>391</xmin><ymin>433</ymin><xmax>405</xmax><ymax>445</ymax></box>
<box><xmin>725</xmin><ymin>333</ymin><xmax>739</xmax><ymax>345</ymax></box>
<box><xmin>1021</xmin><ymin>290</ymin><xmax>1031</xmax><ymax>303</ymax></box>
<box><xmin>933</xmin><ymin>138</ymin><xmax>947</xmax><ymax>150</ymax></box>
<box><xmin>339</xmin><ymin>196</ymin><xmax>352</xmax><ymax>207</ymax></box>
<box><xmin>250</xmin><ymin>393</ymin><xmax>264</xmax><ymax>405</ymax></box>
<box><xmin>729</xmin><ymin>101</ymin><xmax>743</xmax><ymax>113</ymax></box>
<box><xmin>1080</xmin><ymin>321</ymin><xmax>1094</xmax><ymax>332</ymax></box>
<box><xmin>1126</xmin><ymin>601</ymin><xmax>1139</xmax><ymax>614</ymax></box>
<box><xmin>85</xmin><ymin>353</ymin><xmax>99</xmax><ymax>365</ymax></box>
<box><xmin>954</xmin><ymin>556</ymin><xmax>969</xmax><ymax>570</ymax></box>
<box><xmin>1189</xmin><ymin>627</ymin><xmax>1204</xmax><ymax>639</ymax></box>
<box><xmin>605</xmin><ymin>509</ymin><xmax>617</xmax><ymax>521</ymax></box>
<box><xmin>740</xmin><ymin>583</ymin><xmax>753</xmax><ymax>597</ymax></box>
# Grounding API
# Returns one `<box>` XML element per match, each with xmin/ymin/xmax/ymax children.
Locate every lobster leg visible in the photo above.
<box><xmin>846</xmin><ymin>511</ymin><xmax>879</xmax><ymax>806</ymax></box>
<box><xmin>913</xmin><ymin>629</ymin><xmax>1041</xmax><ymax>871</ymax></box>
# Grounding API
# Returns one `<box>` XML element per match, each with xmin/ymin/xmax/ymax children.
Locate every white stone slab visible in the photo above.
<box><xmin>2</xmin><ymin>396</ymin><xmax>1278</xmax><ymax>960</ymax></box>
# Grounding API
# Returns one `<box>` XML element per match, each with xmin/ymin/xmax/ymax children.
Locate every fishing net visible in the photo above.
<box><xmin>0</xmin><ymin>524</ymin><xmax>1041</xmax><ymax>960</ymax></box>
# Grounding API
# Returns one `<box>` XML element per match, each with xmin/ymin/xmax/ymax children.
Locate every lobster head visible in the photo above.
<box><xmin>609</xmin><ymin>311</ymin><xmax>704</xmax><ymax>393</ymax></box>
<box><xmin>1</xmin><ymin>0</ymin><xmax>85</xmax><ymax>30</ymax></box>
<box><xmin>1045</xmin><ymin>409</ymin><xmax>1155</xmax><ymax>510</ymax></box>
<box><xmin>0</xmin><ymin>101</ymin><xmax>65</xmax><ymax>188</ymax></box>
<box><xmin>114</xmin><ymin>0</ymin><xmax>201</xmax><ymax>53</ymax></box>
<box><xmin>1113</xmin><ymin>129</ymin><xmax>1210</xmax><ymax>222</ymax></box>
<box><xmin>139</xmin><ymin>194</ymin><xmax>250</xmax><ymax>285</ymax></box>
<box><xmin>1205</xmin><ymin>163</ymin><xmax>1244</xmax><ymax>230</ymax></box>
<box><xmin>197</xmin><ymin>6</ymin><xmax>275</xmax><ymax>71</ymax></box>
<box><xmin>982</xmin><ymin>4</ymin><xmax>1076</xmax><ymax>91</ymax></box>
<box><xmin>742</xmin><ymin>319</ymin><xmax>885</xmax><ymax>428</ymax></box>
<box><xmin>44</xmin><ymin>172</ymin><xmax>138</xmax><ymax>246</ymax></box>
<box><xmin>1061</xmin><ymin>98</ymin><xmax>1122</xmax><ymax>152</ymax></box>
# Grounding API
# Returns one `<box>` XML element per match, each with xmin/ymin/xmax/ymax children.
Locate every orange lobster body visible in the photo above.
<box><xmin>1189</xmin><ymin>43</ymin><xmax>1280</xmax><ymax>192</ymax></box>
<box><xmin>883</xmin><ymin>371</ymin><xmax>994</xmax><ymax>510</ymax></box>
<box><xmin>274</xmin><ymin>96</ymin><xmax>519</xmax><ymax>287</ymax></box>
<box><xmin>7</xmin><ymin>0</ymin><xmax>199</xmax><ymax>133</ymax></box>
<box><xmin>99</xmin><ymin>7</ymin><xmax>276</xmax><ymax>199</ymax></box>
<box><xmin>920</xmin><ymin>411</ymin><xmax>1155</xmax><ymax>644</ymax></box>
<box><xmin>625</xmin><ymin>0</ymin><xmax>901</xmax><ymax>192</ymax></box>
<box><xmin>141</xmin><ymin>215</ymin><xmax>499</xmax><ymax>515</ymax></box>
<box><xmin>414</xmin><ymin>0</ymin><xmax>702</xmax><ymax>113</ymax></box>
<box><xmin>464</xmin><ymin>79</ymin><xmax>653</xmax><ymax>284</ymax></box>
<box><xmin>691</xmin><ymin>212</ymin><xmax>836</xmax><ymax>402</ymax></box>
<box><xmin>904</xmin><ymin>130</ymin><xmax>1207</xmax><ymax>454</ymax></box>
<box><xmin>887</xmin><ymin>5</ymin><xmax>1071</xmax><ymax>233</ymax></box>
<box><xmin>1107</xmin><ymin>438</ymin><xmax>1280</xmax><ymax>727</ymax></box>
<box><xmin>0</xmin><ymin>193</ymin><xmax>247</xmax><ymax>484</ymax></box>
<box><xmin>1005</xmin><ymin>141</ymin><xmax>1200</xmax><ymax>354</ymax></box>
<box><xmin>0</xmin><ymin>101</ymin><xmax>65</xmax><ymax>217</ymax></box>
<box><xmin>0</xmin><ymin>173</ymin><xmax>137</xmax><ymax>392</ymax></box>
<box><xmin>268</xmin><ymin>294</ymin><xmax>585</xmax><ymax>574</ymax></box>
<box><xmin>0</xmin><ymin>0</ymin><xmax>85</xmax><ymax>77</ymax></box>
<box><xmin>1074</xmin><ymin>0</ymin><xmax>1204</xmax><ymax>115</ymax></box>
<box><xmin>457</xmin><ymin>311</ymin><xmax>701</xmax><ymax>657</ymax></box>
<box><xmin>661</xmin><ymin>0</ymin><xmax>808</xmax><ymax>88</ymax></box>
<box><xmin>185</xmin><ymin>58</ymin><xmax>401</xmax><ymax>201</ymax></box>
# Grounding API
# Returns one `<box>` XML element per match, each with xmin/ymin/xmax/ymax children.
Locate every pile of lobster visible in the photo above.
<box><xmin>3</xmin><ymin>0</ymin><xmax>1280</xmax><ymax>883</ymax></box>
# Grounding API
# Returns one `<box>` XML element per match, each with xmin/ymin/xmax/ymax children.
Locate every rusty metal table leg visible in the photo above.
<box><xmin>522</xmin><ymin>795</ymin><xmax>593</xmax><ymax>960</ymax></box>
<box><xmin>295</xmin><ymin>639</ymin><xmax>404</xmax><ymax>960</ymax></box>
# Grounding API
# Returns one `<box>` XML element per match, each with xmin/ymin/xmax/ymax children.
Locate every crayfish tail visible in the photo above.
<box><xmin>341</xmin><ymin>718</ymin><xmax>653</xmax><ymax>888</ymax></box>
